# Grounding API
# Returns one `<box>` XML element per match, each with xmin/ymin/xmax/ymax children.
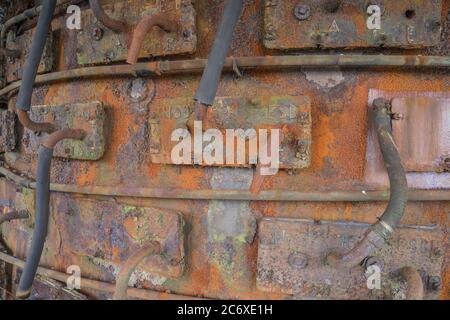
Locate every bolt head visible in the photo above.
<box><xmin>294</xmin><ymin>4</ymin><xmax>311</xmax><ymax>21</ymax></box>
<box><xmin>92</xmin><ymin>27</ymin><xmax>104</xmax><ymax>41</ymax></box>
<box><xmin>288</xmin><ymin>252</ymin><xmax>309</xmax><ymax>269</ymax></box>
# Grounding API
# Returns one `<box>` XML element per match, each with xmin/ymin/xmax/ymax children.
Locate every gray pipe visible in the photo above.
<box><xmin>194</xmin><ymin>0</ymin><xmax>243</xmax><ymax>106</ymax></box>
<box><xmin>15</xmin><ymin>0</ymin><xmax>57</xmax><ymax>111</ymax></box>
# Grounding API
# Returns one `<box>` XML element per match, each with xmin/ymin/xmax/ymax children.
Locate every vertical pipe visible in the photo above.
<box><xmin>16</xmin><ymin>129</ymin><xmax>84</xmax><ymax>299</ymax></box>
<box><xmin>15</xmin><ymin>0</ymin><xmax>57</xmax><ymax>112</ymax></box>
<box><xmin>194</xmin><ymin>0</ymin><xmax>243</xmax><ymax>108</ymax></box>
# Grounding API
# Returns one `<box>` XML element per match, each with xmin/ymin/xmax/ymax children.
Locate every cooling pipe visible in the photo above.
<box><xmin>194</xmin><ymin>0</ymin><xmax>244</xmax><ymax>120</ymax></box>
<box><xmin>89</xmin><ymin>0</ymin><xmax>177</xmax><ymax>65</ymax></box>
<box><xmin>113</xmin><ymin>241</ymin><xmax>162</xmax><ymax>300</ymax></box>
<box><xmin>15</xmin><ymin>0</ymin><xmax>57</xmax><ymax>133</ymax></box>
<box><xmin>327</xmin><ymin>98</ymin><xmax>408</xmax><ymax>267</ymax></box>
<box><xmin>16</xmin><ymin>129</ymin><xmax>85</xmax><ymax>299</ymax></box>
<box><xmin>89</xmin><ymin>0</ymin><xmax>128</xmax><ymax>33</ymax></box>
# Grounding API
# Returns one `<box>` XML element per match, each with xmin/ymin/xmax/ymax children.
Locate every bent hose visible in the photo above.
<box><xmin>194</xmin><ymin>0</ymin><xmax>243</xmax><ymax>108</ymax></box>
<box><xmin>327</xmin><ymin>98</ymin><xmax>408</xmax><ymax>267</ymax></box>
<box><xmin>16</xmin><ymin>129</ymin><xmax>84</xmax><ymax>299</ymax></box>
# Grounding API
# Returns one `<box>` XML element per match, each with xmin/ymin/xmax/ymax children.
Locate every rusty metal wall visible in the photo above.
<box><xmin>0</xmin><ymin>0</ymin><xmax>449</xmax><ymax>300</ymax></box>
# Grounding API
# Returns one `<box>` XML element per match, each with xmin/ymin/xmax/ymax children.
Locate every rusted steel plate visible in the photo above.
<box><xmin>5</xmin><ymin>29</ymin><xmax>54</xmax><ymax>82</ymax></box>
<box><xmin>256</xmin><ymin>218</ymin><xmax>444</xmax><ymax>299</ymax></box>
<box><xmin>391</xmin><ymin>97</ymin><xmax>450</xmax><ymax>173</ymax></box>
<box><xmin>23</xmin><ymin>102</ymin><xmax>107</xmax><ymax>160</ymax></box>
<box><xmin>366</xmin><ymin>90</ymin><xmax>450</xmax><ymax>189</ymax></box>
<box><xmin>0</xmin><ymin>110</ymin><xmax>16</xmax><ymax>152</ymax></box>
<box><xmin>50</xmin><ymin>196</ymin><xmax>185</xmax><ymax>279</ymax></box>
<box><xmin>264</xmin><ymin>0</ymin><xmax>442</xmax><ymax>49</ymax></box>
<box><xmin>76</xmin><ymin>0</ymin><xmax>197</xmax><ymax>65</ymax></box>
<box><xmin>149</xmin><ymin>96</ymin><xmax>312</xmax><ymax>169</ymax></box>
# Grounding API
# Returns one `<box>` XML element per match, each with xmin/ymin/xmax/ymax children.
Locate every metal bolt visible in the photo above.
<box><xmin>294</xmin><ymin>4</ymin><xmax>311</xmax><ymax>21</ymax></box>
<box><xmin>432</xmin><ymin>247</ymin><xmax>443</xmax><ymax>258</ymax></box>
<box><xmin>428</xmin><ymin>276</ymin><xmax>441</xmax><ymax>292</ymax></box>
<box><xmin>288</xmin><ymin>252</ymin><xmax>308</xmax><ymax>269</ymax></box>
<box><xmin>92</xmin><ymin>27</ymin><xmax>104</xmax><ymax>41</ymax></box>
<box><xmin>438</xmin><ymin>156</ymin><xmax>450</xmax><ymax>172</ymax></box>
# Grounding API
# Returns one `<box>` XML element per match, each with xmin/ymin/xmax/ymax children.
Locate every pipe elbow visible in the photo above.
<box><xmin>126</xmin><ymin>15</ymin><xmax>178</xmax><ymax>65</ymax></box>
<box><xmin>89</xmin><ymin>0</ymin><xmax>129</xmax><ymax>33</ymax></box>
<box><xmin>17</xmin><ymin>109</ymin><xmax>55</xmax><ymax>133</ymax></box>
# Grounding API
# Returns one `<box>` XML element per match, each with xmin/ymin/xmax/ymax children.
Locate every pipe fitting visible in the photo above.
<box><xmin>126</xmin><ymin>15</ymin><xmax>178</xmax><ymax>65</ymax></box>
<box><xmin>17</xmin><ymin>109</ymin><xmax>54</xmax><ymax>133</ymax></box>
<box><xmin>113</xmin><ymin>241</ymin><xmax>162</xmax><ymax>300</ymax></box>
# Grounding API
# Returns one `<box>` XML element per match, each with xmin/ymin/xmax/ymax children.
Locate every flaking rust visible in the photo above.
<box><xmin>256</xmin><ymin>218</ymin><xmax>444</xmax><ymax>299</ymax></box>
<box><xmin>149</xmin><ymin>96</ymin><xmax>312</xmax><ymax>170</ymax></box>
<box><xmin>76</xmin><ymin>0</ymin><xmax>197</xmax><ymax>65</ymax></box>
<box><xmin>5</xmin><ymin>28</ymin><xmax>54</xmax><ymax>82</ymax></box>
<box><xmin>264</xmin><ymin>0</ymin><xmax>442</xmax><ymax>49</ymax></box>
<box><xmin>23</xmin><ymin>102</ymin><xmax>107</xmax><ymax>161</ymax></box>
<box><xmin>0</xmin><ymin>110</ymin><xmax>16</xmax><ymax>152</ymax></box>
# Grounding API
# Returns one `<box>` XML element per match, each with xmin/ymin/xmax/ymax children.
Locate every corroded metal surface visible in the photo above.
<box><xmin>0</xmin><ymin>0</ymin><xmax>449</xmax><ymax>300</ymax></box>
<box><xmin>23</xmin><ymin>102</ymin><xmax>107</xmax><ymax>160</ymax></box>
<box><xmin>0</xmin><ymin>110</ymin><xmax>16</xmax><ymax>152</ymax></box>
<box><xmin>264</xmin><ymin>0</ymin><xmax>442</xmax><ymax>49</ymax></box>
<box><xmin>366</xmin><ymin>90</ymin><xmax>450</xmax><ymax>189</ymax></box>
<box><xmin>76</xmin><ymin>0</ymin><xmax>196</xmax><ymax>65</ymax></box>
<box><xmin>149</xmin><ymin>95</ymin><xmax>312</xmax><ymax>169</ymax></box>
<box><xmin>391</xmin><ymin>96</ymin><xmax>450</xmax><ymax>173</ymax></box>
<box><xmin>257</xmin><ymin>218</ymin><xmax>444</xmax><ymax>299</ymax></box>
<box><xmin>5</xmin><ymin>28</ymin><xmax>54</xmax><ymax>82</ymax></box>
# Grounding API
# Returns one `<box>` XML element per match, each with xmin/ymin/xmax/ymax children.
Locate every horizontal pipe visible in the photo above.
<box><xmin>1</xmin><ymin>55</ymin><xmax>449</xmax><ymax>98</ymax></box>
<box><xmin>0</xmin><ymin>251</ymin><xmax>203</xmax><ymax>300</ymax></box>
<box><xmin>0</xmin><ymin>165</ymin><xmax>448</xmax><ymax>202</ymax></box>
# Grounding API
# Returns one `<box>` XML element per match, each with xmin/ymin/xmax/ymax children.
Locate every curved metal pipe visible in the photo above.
<box><xmin>126</xmin><ymin>15</ymin><xmax>177</xmax><ymax>65</ymax></box>
<box><xmin>0</xmin><ymin>251</ymin><xmax>203</xmax><ymax>300</ymax></box>
<box><xmin>327</xmin><ymin>98</ymin><xmax>408</xmax><ymax>267</ymax></box>
<box><xmin>1</xmin><ymin>55</ymin><xmax>449</xmax><ymax>98</ymax></box>
<box><xmin>113</xmin><ymin>241</ymin><xmax>162</xmax><ymax>300</ymax></box>
<box><xmin>194</xmin><ymin>0</ymin><xmax>243</xmax><ymax>116</ymax></box>
<box><xmin>0</xmin><ymin>210</ymin><xmax>29</xmax><ymax>226</ymax></box>
<box><xmin>397</xmin><ymin>266</ymin><xmax>424</xmax><ymax>300</ymax></box>
<box><xmin>16</xmin><ymin>129</ymin><xmax>84</xmax><ymax>299</ymax></box>
<box><xmin>17</xmin><ymin>109</ymin><xmax>54</xmax><ymax>133</ymax></box>
<box><xmin>89</xmin><ymin>0</ymin><xmax>129</xmax><ymax>33</ymax></box>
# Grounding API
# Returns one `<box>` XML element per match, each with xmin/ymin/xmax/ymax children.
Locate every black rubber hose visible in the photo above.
<box><xmin>15</xmin><ymin>0</ymin><xmax>57</xmax><ymax>111</ymax></box>
<box><xmin>16</xmin><ymin>146</ymin><xmax>53</xmax><ymax>299</ymax></box>
<box><xmin>194</xmin><ymin>0</ymin><xmax>243</xmax><ymax>106</ymax></box>
<box><xmin>371</xmin><ymin>98</ymin><xmax>408</xmax><ymax>238</ymax></box>
<box><xmin>327</xmin><ymin>98</ymin><xmax>408</xmax><ymax>267</ymax></box>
